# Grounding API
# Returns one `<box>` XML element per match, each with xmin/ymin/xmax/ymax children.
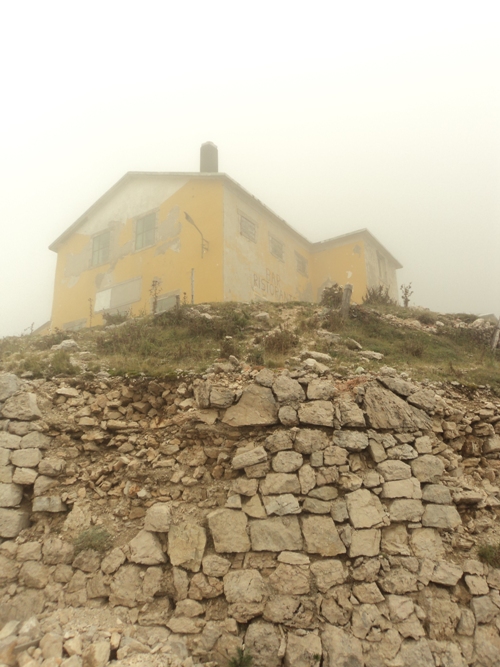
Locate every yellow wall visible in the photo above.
<box><xmin>51</xmin><ymin>178</ymin><xmax>225</xmax><ymax>330</ymax></box>
<box><xmin>311</xmin><ymin>238</ymin><xmax>369</xmax><ymax>304</ymax></box>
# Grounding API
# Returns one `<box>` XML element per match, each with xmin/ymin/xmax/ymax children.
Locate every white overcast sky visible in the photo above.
<box><xmin>1</xmin><ymin>1</ymin><xmax>499</xmax><ymax>337</ymax></box>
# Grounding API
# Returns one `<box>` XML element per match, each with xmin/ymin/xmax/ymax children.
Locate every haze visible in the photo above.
<box><xmin>1</xmin><ymin>1</ymin><xmax>499</xmax><ymax>338</ymax></box>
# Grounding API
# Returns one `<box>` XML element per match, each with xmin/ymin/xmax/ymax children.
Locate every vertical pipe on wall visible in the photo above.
<box><xmin>191</xmin><ymin>269</ymin><xmax>195</xmax><ymax>304</ymax></box>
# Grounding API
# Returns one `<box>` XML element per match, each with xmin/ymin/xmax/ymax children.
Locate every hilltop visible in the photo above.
<box><xmin>1</xmin><ymin>300</ymin><xmax>499</xmax><ymax>394</ymax></box>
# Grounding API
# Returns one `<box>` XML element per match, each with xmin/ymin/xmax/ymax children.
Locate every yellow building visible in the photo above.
<box><xmin>49</xmin><ymin>143</ymin><xmax>402</xmax><ymax>330</ymax></box>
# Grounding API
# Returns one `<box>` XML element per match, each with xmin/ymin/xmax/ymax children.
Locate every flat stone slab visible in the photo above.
<box><xmin>222</xmin><ymin>385</ymin><xmax>278</xmax><ymax>427</ymax></box>
<box><xmin>301</xmin><ymin>515</ymin><xmax>346</xmax><ymax>556</ymax></box>
<box><xmin>249</xmin><ymin>516</ymin><xmax>303</xmax><ymax>552</ymax></box>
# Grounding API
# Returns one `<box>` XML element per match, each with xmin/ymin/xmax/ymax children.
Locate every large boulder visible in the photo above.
<box><xmin>208</xmin><ymin>509</ymin><xmax>250</xmax><ymax>553</ymax></box>
<box><xmin>167</xmin><ymin>522</ymin><xmax>206</xmax><ymax>570</ymax></box>
<box><xmin>363</xmin><ymin>383</ymin><xmax>431</xmax><ymax>430</ymax></box>
<box><xmin>222</xmin><ymin>385</ymin><xmax>278</xmax><ymax>426</ymax></box>
<box><xmin>250</xmin><ymin>516</ymin><xmax>303</xmax><ymax>552</ymax></box>
<box><xmin>1</xmin><ymin>393</ymin><xmax>42</xmax><ymax>421</ymax></box>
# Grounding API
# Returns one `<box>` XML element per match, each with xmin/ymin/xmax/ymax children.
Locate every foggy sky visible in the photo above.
<box><xmin>1</xmin><ymin>1</ymin><xmax>499</xmax><ymax>338</ymax></box>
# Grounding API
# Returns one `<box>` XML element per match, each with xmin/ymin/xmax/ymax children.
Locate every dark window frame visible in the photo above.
<box><xmin>136</xmin><ymin>212</ymin><xmax>157</xmax><ymax>250</ymax></box>
<box><xmin>91</xmin><ymin>230</ymin><xmax>110</xmax><ymax>267</ymax></box>
<box><xmin>295</xmin><ymin>251</ymin><xmax>308</xmax><ymax>276</ymax></box>
<box><xmin>239</xmin><ymin>214</ymin><xmax>257</xmax><ymax>243</ymax></box>
<box><xmin>269</xmin><ymin>234</ymin><xmax>285</xmax><ymax>262</ymax></box>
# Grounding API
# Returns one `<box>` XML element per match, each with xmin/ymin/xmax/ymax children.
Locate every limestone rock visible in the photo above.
<box><xmin>1</xmin><ymin>393</ymin><xmax>41</xmax><ymax>421</ymax></box>
<box><xmin>242</xmin><ymin>494</ymin><xmax>267</xmax><ymax>518</ymax></box>
<box><xmin>294</xmin><ymin>429</ymin><xmax>329</xmax><ymax>454</ymax></box>
<box><xmin>307</xmin><ymin>378</ymin><xmax>336</xmax><ymax>400</ymax></box>
<box><xmin>298</xmin><ymin>401</ymin><xmax>334</xmax><ymax>427</ymax></box>
<box><xmin>321</xmin><ymin>625</ymin><xmax>363</xmax><ymax>667</ymax></box>
<box><xmin>0</xmin><ymin>508</ymin><xmax>30</xmax><ymax>539</ymax></box>
<box><xmin>10</xmin><ymin>448</ymin><xmax>41</xmax><ymax>468</ymax></box>
<box><xmin>389</xmin><ymin>499</ymin><xmax>425</xmax><ymax>522</ymax></box>
<box><xmin>380</xmin><ymin>569</ymin><xmax>418</xmax><ymax>594</ymax></box>
<box><xmin>0</xmin><ymin>433</ymin><xmax>21</xmax><ymax>450</ymax></box>
<box><xmin>422</xmin><ymin>484</ymin><xmax>452</xmax><ymax>504</ymax></box>
<box><xmin>349</xmin><ymin>529</ymin><xmax>381</xmax><ymax>557</ymax></box>
<box><xmin>263</xmin><ymin>494</ymin><xmax>301</xmax><ymax>516</ymax></box>
<box><xmin>411</xmin><ymin>455</ymin><xmax>445</xmax><ymax>482</ymax></box>
<box><xmin>381</xmin><ymin>478</ymin><xmax>421</xmax><ymax>499</ymax></box>
<box><xmin>260</xmin><ymin>472</ymin><xmax>300</xmax><ymax>495</ymax></box>
<box><xmin>42</xmin><ymin>537</ymin><xmax>74</xmax><ymax>564</ymax></box>
<box><xmin>335</xmin><ymin>399</ymin><xmax>366</xmax><ymax>428</ymax></box>
<box><xmin>298</xmin><ymin>464</ymin><xmax>316</xmax><ymax>495</ymax></box>
<box><xmin>269</xmin><ymin>563</ymin><xmax>310</xmax><ymax>595</ymax></box>
<box><xmin>311</xmin><ymin>559</ymin><xmax>347</xmax><ymax>592</ymax></box>
<box><xmin>82</xmin><ymin>641</ymin><xmax>110</xmax><ymax>667</ymax></box>
<box><xmin>333</xmin><ymin>430</ymin><xmax>369</xmax><ymax>451</ymax></box>
<box><xmin>202</xmin><ymin>554</ymin><xmax>231</xmax><ymax>577</ymax></box>
<box><xmin>32</xmin><ymin>496</ymin><xmax>66</xmax><ymax>512</ymax></box>
<box><xmin>363</xmin><ymin>384</ymin><xmax>431</xmax><ymax>431</ymax></box>
<box><xmin>301</xmin><ymin>515</ymin><xmax>346</xmax><ymax>556</ymax></box>
<box><xmin>473</xmin><ymin>625</ymin><xmax>500</xmax><ymax>667</ymax></box>
<box><xmin>407</xmin><ymin>388</ymin><xmax>437</xmax><ymax>412</ymax></box>
<box><xmin>346</xmin><ymin>489</ymin><xmax>385</xmax><ymax>528</ymax></box>
<box><xmin>109</xmin><ymin>564</ymin><xmax>142</xmax><ymax>607</ymax></box>
<box><xmin>430</xmin><ymin>562</ymin><xmax>463</xmax><ymax>586</ymax></box>
<box><xmin>272</xmin><ymin>450</ymin><xmax>303</xmax><ymax>473</ymax></box>
<box><xmin>20</xmin><ymin>431</ymin><xmax>51</xmax><ymax>449</ymax></box>
<box><xmin>250</xmin><ymin>516</ymin><xmax>303</xmax><ymax>551</ymax></box>
<box><xmin>0</xmin><ymin>373</ymin><xmax>20</xmax><ymax>401</ymax></box>
<box><xmin>209</xmin><ymin>386</ymin><xmax>234</xmax><ymax>408</ymax></box>
<box><xmin>422</xmin><ymin>504</ymin><xmax>461</xmax><ymax>530</ymax></box>
<box><xmin>377</xmin><ymin>460</ymin><xmax>412</xmax><ymax>481</ymax></box>
<box><xmin>208</xmin><ymin>509</ymin><xmax>250</xmax><ymax>553</ymax></box>
<box><xmin>222</xmin><ymin>385</ymin><xmax>278</xmax><ymax>426</ymax></box>
<box><xmin>167</xmin><ymin>522</ymin><xmax>206</xmax><ymax>570</ymax></box>
<box><xmin>244</xmin><ymin>621</ymin><xmax>282</xmax><ymax>667</ymax></box>
<box><xmin>12</xmin><ymin>467</ymin><xmax>38</xmax><ymax>485</ymax></box>
<box><xmin>128</xmin><ymin>530</ymin><xmax>166</xmax><ymax>565</ymax></box>
<box><xmin>0</xmin><ymin>483</ymin><xmax>23</xmax><ymax>507</ymax></box>
<box><xmin>284</xmin><ymin>633</ymin><xmax>322</xmax><ymax>667</ymax></box>
<box><xmin>272</xmin><ymin>374</ymin><xmax>306</xmax><ymax>404</ymax></box>
<box><xmin>144</xmin><ymin>502</ymin><xmax>172</xmax><ymax>532</ymax></box>
<box><xmin>232</xmin><ymin>446</ymin><xmax>268</xmax><ymax>470</ymax></box>
<box><xmin>278</xmin><ymin>406</ymin><xmax>299</xmax><ymax>426</ymax></box>
<box><xmin>232</xmin><ymin>477</ymin><xmax>259</xmax><ymax>496</ymax></box>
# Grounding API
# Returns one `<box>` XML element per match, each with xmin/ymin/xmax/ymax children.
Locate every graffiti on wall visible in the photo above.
<box><xmin>252</xmin><ymin>269</ymin><xmax>295</xmax><ymax>302</ymax></box>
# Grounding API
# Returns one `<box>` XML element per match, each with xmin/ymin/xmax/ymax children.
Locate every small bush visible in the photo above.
<box><xmin>402</xmin><ymin>338</ymin><xmax>425</xmax><ymax>358</ymax></box>
<box><xmin>229</xmin><ymin>648</ymin><xmax>253</xmax><ymax>667</ymax></box>
<box><xmin>74</xmin><ymin>527</ymin><xmax>113</xmax><ymax>554</ymax></box>
<box><xmin>363</xmin><ymin>285</ymin><xmax>396</xmax><ymax>306</ymax></box>
<box><xmin>247</xmin><ymin>347</ymin><xmax>264</xmax><ymax>366</ymax></box>
<box><xmin>320</xmin><ymin>283</ymin><xmax>343</xmax><ymax>309</ymax></box>
<box><xmin>478</xmin><ymin>543</ymin><xmax>500</xmax><ymax>568</ymax></box>
<box><xmin>103</xmin><ymin>311</ymin><xmax>129</xmax><ymax>326</ymax></box>
<box><xmin>263</xmin><ymin>328</ymin><xmax>299</xmax><ymax>354</ymax></box>
<box><xmin>51</xmin><ymin>350</ymin><xmax>78</xmax><ymax>375</ymax></box>
<box><xmin>220</xmin><ymin>338</ymin><xmax>239</xmax><ymax>358</ymax></box>
<box><xmin>417</xmin><ymin>311</ymin><xmax>437</xmax><ymax>326</ymax></box>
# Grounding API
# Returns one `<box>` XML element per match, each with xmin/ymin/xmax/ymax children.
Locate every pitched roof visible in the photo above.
<box><xmin>49</xmin><ymin>172</ymin><xmax>402</xmax><ymax>268</ymax></box>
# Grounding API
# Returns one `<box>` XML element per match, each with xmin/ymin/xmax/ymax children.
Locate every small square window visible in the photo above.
<box><xmin>269</xmin><ymin>234</ymin><xmax>284</xmax><ymax>262</ymax></box>
<box><xmin>136</xmin><ymin>213</ymin><xmax>156</xmax><ymax>250</ymax></box>
<box><xmin>295</xmin><ymin>251</ymin><xmax>308</xmax><ymax>276</ymax></box>
<box><xmin>240</xmin><ymin>215</ymin><xmax>257</xmax><ymax>242</ymax></box>
<box><xmin>91</xmin><ymin>231</ymin><xmax>110</xmax><ymax>266</ymax></box>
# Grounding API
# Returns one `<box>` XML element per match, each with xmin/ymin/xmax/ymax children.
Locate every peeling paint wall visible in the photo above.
<box><xmin>222</xmin><ymin>184</ymin><xmax>313</xmax><ymax>304</ymax></box>
<box><xmin>51</xmin><ymin>176</ymin><xmax>225</xmax><ymax>329</ymax></box>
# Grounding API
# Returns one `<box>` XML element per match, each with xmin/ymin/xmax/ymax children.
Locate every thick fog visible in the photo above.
<box><xmin>1</xmin><ymin>1</ymin><xmax>499</xmax><ymax>338</ymax></box>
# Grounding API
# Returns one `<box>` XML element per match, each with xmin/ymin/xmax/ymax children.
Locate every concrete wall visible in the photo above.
<box><xmin>311</xmin><ymin>236</ymin><xmax>369</xmax><ymax>305</ymax></box>
<box><xmin>51</xmin><ymin>176</ymin><xmax>225</xmax><ymax>329</ymax></box>
<box><xmin>363</xmin><ymin>236</ymin><xmax>399</xmax><ymax>301</ymax></box>
<box><xmin>222</xmin><ymin>183</ymin><xmax>313</xmax><ymax>304</ymax></box>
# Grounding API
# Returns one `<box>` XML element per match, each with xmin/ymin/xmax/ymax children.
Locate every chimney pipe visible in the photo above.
<box><xmin>200</xmin><ymin>142</ymin><xmax>218</xmax><ymax>173</ymax></box>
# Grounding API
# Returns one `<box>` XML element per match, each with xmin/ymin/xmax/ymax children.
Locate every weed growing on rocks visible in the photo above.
<box><xmin>478</xmin><ymin>543</ymin><xmax>500</xmax><ymax>568</ymax></box>
<box><xmin>74</xmin><ymin>527</ymin><xmax>113</xmax><ymax>554</ymax></box>
<box><xmin>228</xmin><ymin>648</ymin><xmax>253</xmax><ymax>667</ymax></box>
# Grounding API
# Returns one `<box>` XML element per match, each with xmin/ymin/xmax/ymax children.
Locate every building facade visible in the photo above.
<box><xmin>49</xmin><ymin>144</ymin><xmax>401</xmax><ymax>330</ymax></box>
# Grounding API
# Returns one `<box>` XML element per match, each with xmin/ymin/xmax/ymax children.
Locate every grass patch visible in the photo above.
<box><xmin>74</xmin><ymin>527</ymin><xmax>113</xmax><ymax>554</ymax></box>
<box><xmin>229</xmin><ymin>648</ymin><xmax>253</xmax><ymax>667</ymax></box>
<box><xmin>478</xmin><ymin>543</ymin><xmax>500</xmax><ymax>568</ymax></box>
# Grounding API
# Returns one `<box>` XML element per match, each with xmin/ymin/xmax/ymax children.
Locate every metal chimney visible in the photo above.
<box><xmin>200</xmin><ymin>142</ymin><xmax>218</xmax><ymax>173</ymax></box>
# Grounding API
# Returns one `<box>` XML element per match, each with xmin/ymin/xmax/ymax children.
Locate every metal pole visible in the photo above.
<box><xmin>191</xmin><ymin>269</ymin><xmax>195</xmax><ymax>305</ymax></box>
<box><xmin>341</xmin><ymin>284</ymin><xmax>353</xmax><ymax>319</ymax></box>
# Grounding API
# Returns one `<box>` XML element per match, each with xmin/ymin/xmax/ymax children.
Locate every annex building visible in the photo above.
<box><xmin>49</xmin><ymin>143</ymin><xmax>402</xmax><ymax>330</ymax></box>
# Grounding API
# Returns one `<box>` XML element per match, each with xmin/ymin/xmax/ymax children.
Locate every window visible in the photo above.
<box><xmin>239</xmin><ymin>215</ymin><xmax>257</xmax><ymax>242</ymax></box>
<box><xmin>91</xmin><ymin>231</ymin><xmax>110</xmax><ymax>266</ymax></box>
<box><xmin>295</xmin><ymin>251</ymin><xmax>308</xmax><ymax>276</ymax></box>
<box><xmin>269</xmin><ymin>234</ymin><xmax>284</xmax><ymax>261</ymax></box>
<box><xmin>136</xmin><ymin>212</ymin><xmax>156</xmax><ymax>250</ymax></box>
<box><xmin>156</xmin><ymin>294</ymin><xmax>179</xmax><ymax>313</ymax></box>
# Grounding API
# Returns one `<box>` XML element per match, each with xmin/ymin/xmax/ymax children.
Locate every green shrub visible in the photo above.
<box><xmin>320</xmin><ymin>283</ymin><xmax>343</xmax><ymax>308</ymax></box>
<box><xmin>51</xmin><ymin>350</ymin><xmax>78</xmax><ymax>375</ymax></box>
<box><xmin>102</xmin><ymin>311</ymin><xmax>129</xmax><ymax>326</ymax></box>
<box><xmin>229</xmin><ymin>648</ymin><xmax>253</xmax><ymax>667</ymax></box>
<box><xmin>478</xmin><ymin>543</ymin><xmax>500</xmax><ymax>568</ymax></box>
<box><xmin>263</xmin><ymin>328</ymin><xmax>299</xmax><ymax>354</ymax></box>
<box><xmin>363</xmin><ymin>285</ymin><xmax>396</xmax><ymax>306</ymax></box>
<box><xmin>402</xmin><ymin>338</ymin><xmax>425</xmax><ymax>358</ymax></box>
<box><xmin>74</xmin><ymin>527</ymin><xmax>113</xmax><ymax>554</ymax></box>
<box><xmin>417</xmin><ymin>311</ymin><xmax>437</xmax><ymax>326</ymax></box>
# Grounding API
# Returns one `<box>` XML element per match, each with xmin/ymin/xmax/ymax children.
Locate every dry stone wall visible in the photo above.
<box><xmin>1</xmin><ymin>362</ymin><xmax>500</xmax><ymax>667</ymax></box>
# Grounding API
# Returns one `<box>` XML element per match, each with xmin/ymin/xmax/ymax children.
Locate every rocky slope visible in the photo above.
<box><xmin>1</xmin><ymin>353</ymin><xmax>500</xmax><ymax>667</ymax></box>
